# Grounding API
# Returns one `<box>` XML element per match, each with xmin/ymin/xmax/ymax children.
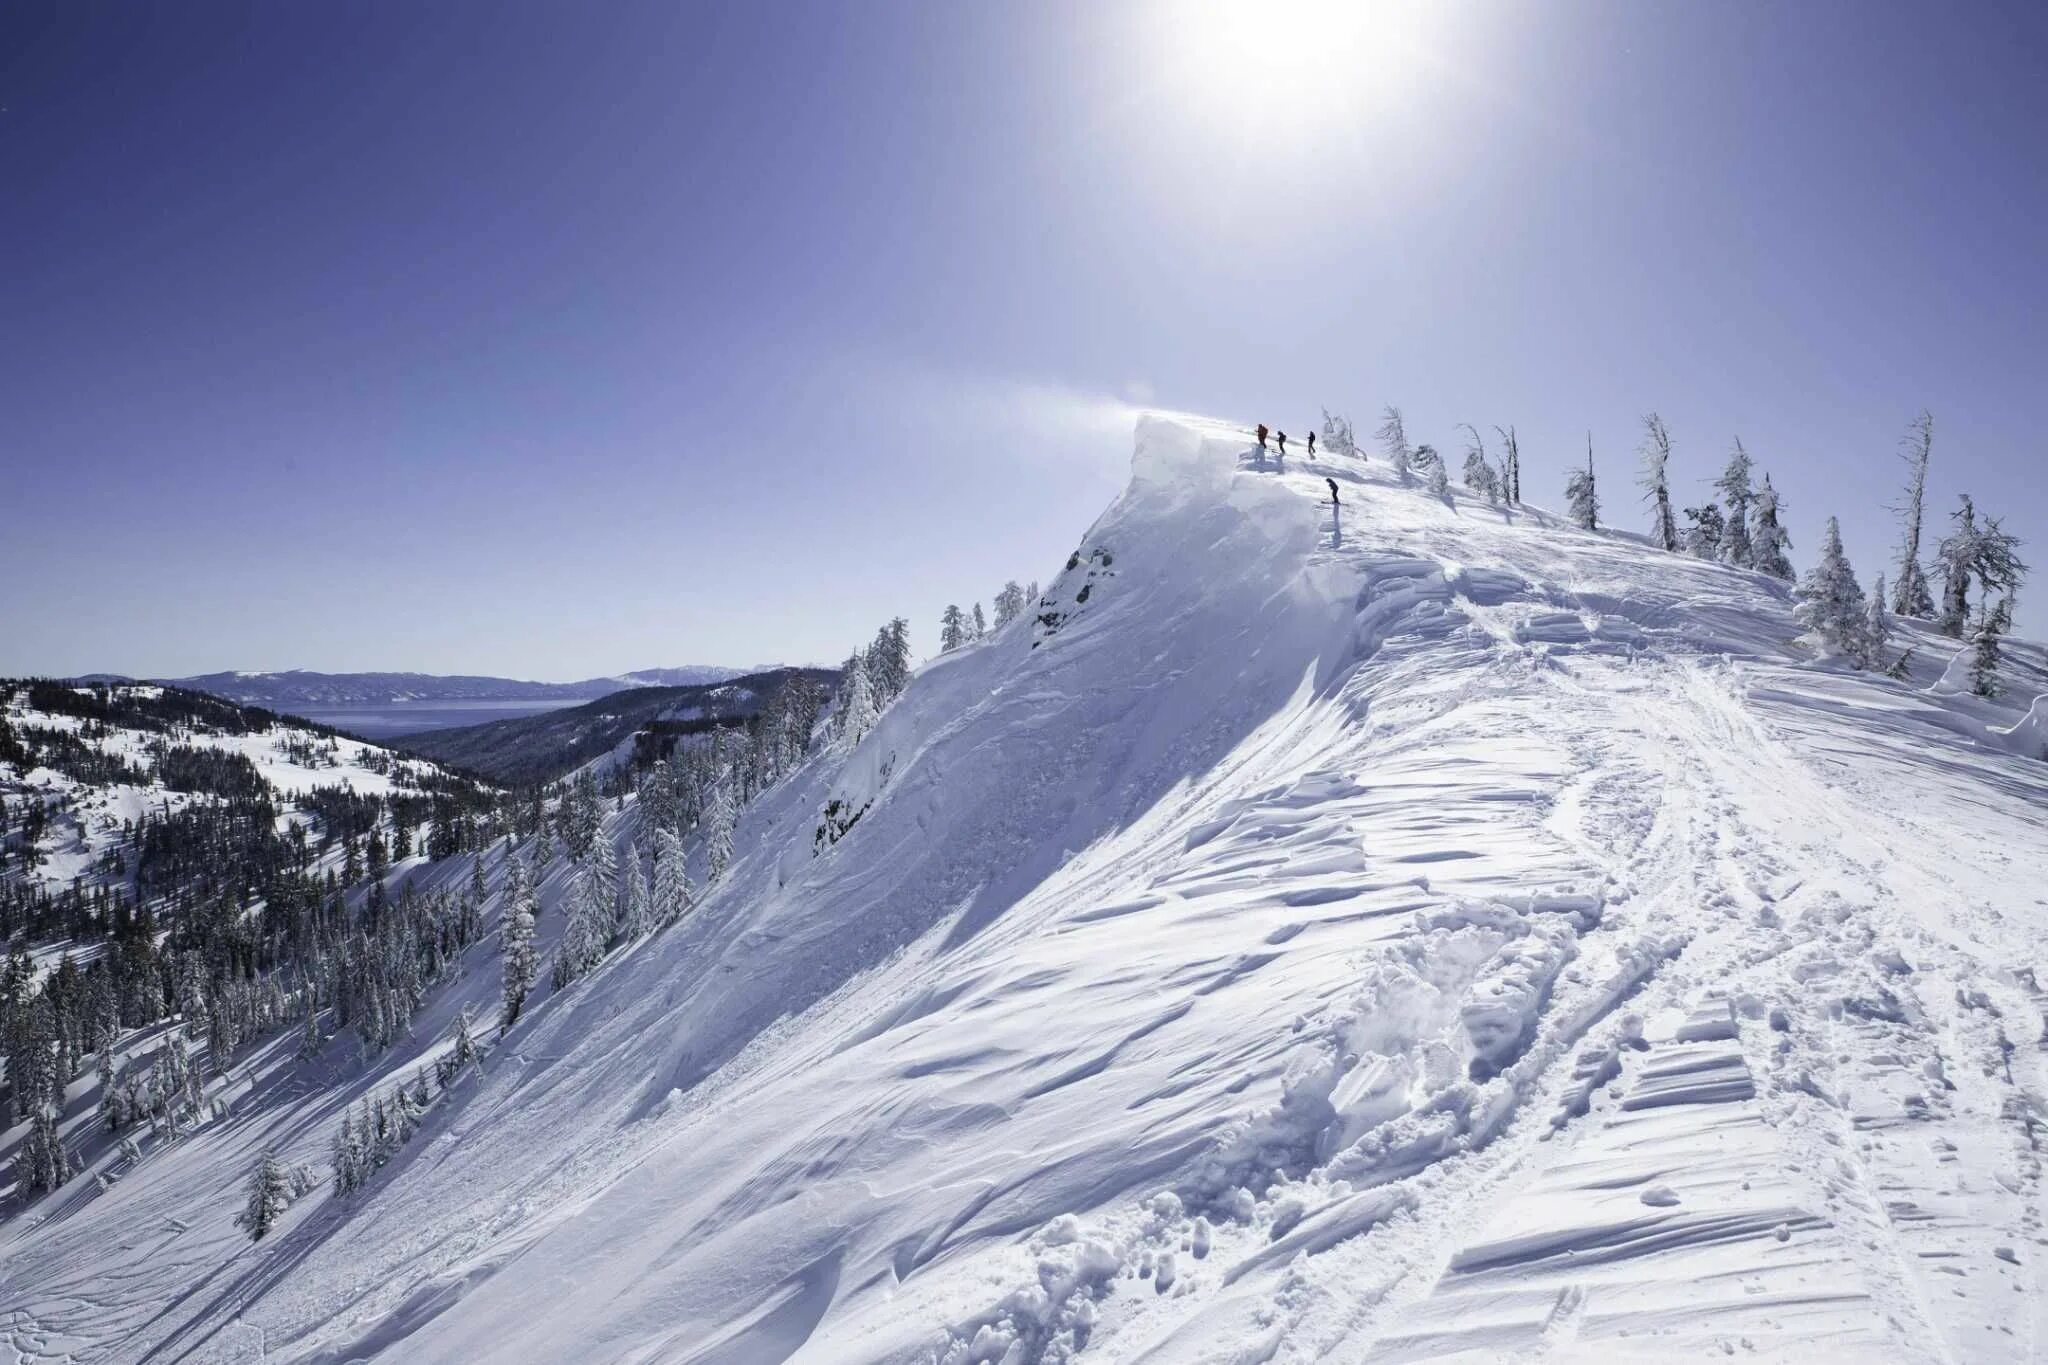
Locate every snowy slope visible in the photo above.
<box><xmin>9</xmin><ymin>415</ymin><xmax>2048</xmax><ymax>1364</ymax></box>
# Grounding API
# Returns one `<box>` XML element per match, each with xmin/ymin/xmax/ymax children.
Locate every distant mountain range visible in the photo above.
<box><xmin>390</xmin><ymin>666</ymin><xmax>840</xmax><ymax>786</ymax></box>
<box><xmin>82</xmin><ymin>666</ymin><xmax>765</xmax><ymax>709</ymax></box>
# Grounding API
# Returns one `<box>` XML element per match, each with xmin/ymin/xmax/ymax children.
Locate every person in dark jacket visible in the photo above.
<box><xmin>1275</xmin><ymin>431</ymin><xmax>1288</xmax><ymax>459</ymax></box>
<box><xmin>1307</xmin><ymin>431</ymin><xmax>1317</xmax><ymax>456</ymax></box>
<box><xmin>1326</xmin><ymin>477</ymin><xmax>1339</xmax><ymax>506</ymax></box>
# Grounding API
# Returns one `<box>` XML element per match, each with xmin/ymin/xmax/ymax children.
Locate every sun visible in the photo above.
<box><xmin>1149</xmin><ymin>0</ymin><xmax>1449</xmax><ymax>151</ymax></box>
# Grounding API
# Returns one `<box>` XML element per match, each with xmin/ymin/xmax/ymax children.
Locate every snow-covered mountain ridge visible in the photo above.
<box><xmin>9</xmin><ymin>414</ymin><xmax>2048</xmax><ymax>1363</ymax></box>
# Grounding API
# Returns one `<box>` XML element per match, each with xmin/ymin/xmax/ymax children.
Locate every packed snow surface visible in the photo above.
<box><xmin>7</xmin><ymin>415</ymin><xmax>2048</xmax><ymax>1363</ymax></box>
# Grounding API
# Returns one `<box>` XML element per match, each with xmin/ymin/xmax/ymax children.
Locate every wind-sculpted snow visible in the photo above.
<box><xmin>9</xmin><ymin>414</ymin><xmax>2048</xmax><ymax>1364</ymax></box>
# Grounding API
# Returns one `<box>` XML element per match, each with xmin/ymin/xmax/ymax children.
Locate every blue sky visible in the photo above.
<box><xmin>2</xmin><ymin>1</ymin><xmax>2042</xmax><ymax>678</ymax></box>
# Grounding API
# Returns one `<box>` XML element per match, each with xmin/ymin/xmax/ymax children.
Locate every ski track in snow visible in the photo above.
<box><xmin>6</xmin><ymin>416</ymin><xmax>2048</xmax><ymax>1364</ymax></box>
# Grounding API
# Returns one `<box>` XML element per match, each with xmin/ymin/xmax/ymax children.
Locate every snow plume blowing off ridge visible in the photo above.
<box><xmin>17</xmin><ymin>413</ymin><xmax>2048</xmax><ymax>1365</ymax></box>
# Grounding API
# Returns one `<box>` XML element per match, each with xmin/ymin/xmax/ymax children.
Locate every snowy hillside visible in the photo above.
<box><xmin>0</xmin><ymin>682</ymin><xmax>474</xmax><ymax>897</ymax></box>
<box><xmin>9</xmin><ymin>415</ymin><xmax>2048</xmax><ymax>1364</ymax></box>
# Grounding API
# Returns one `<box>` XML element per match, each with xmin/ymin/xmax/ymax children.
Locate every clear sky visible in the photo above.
<box><xmin>3</xmin><ymin>1</ymin><xmax>2043</xmax><ymax>679</ymax></box>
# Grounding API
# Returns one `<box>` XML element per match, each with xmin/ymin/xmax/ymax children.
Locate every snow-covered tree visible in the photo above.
<box><xmin>704</xmin><ymin>782</ymin><xmax>735</xmax><ymax>883</ymax></box>
<box><xmin>1462</xmin><ymin>448</ymin><xmax>1499</xmax><ymax>502</ymax></box>
<box><xmin>618</xmin><ymin>839</ymin><xmax>651</xmax><ymax>942</ymax></box>
<box><xmin>1970</xmin><ymin>594</ymin><xmax>2012</xmax><ymax>698</ymax></box>
<box><xmin>449</xmin><ymin>1008</ymin><xmax>481</xmax><ymax>1074</ymax></box>
<box><xmin>297</xmin><ymin>1003</ymin><xmax>321</xmax><ymax>1060</ymax></box>
<box><xmin>1565</xmin><ymin>434</ymin><xmax>1599</xmax><ymax>530</ymax></box>
<box><xmin>971</xmin><ymin>603</ymin><xmax>988</xmax><ymax>640</ymax></box>
<box><xmin>330</xmin><ymin>1104</ymin><xmax>367</xmax><ymax>1197</ymax></box>
<box><xmin>500</xmin><ymin>853</ymin><xmax>537</xmax><ymax>1030</ymax></box>
<box><xmin>1936</xmin><ymin>495</ymin><xmax>1979</xmax><ymax>637</ymax></box>
<box><xmin>12</xmin><ymin>1105</ymin><xmax>69</xmax><ymax>1196</ymax></box>
<box><xmin>585</xmin><ymin>826</ymin><xmax>618</xmax><ymax>913</ymax></box>
<box><xmin>1936</xmin><ymin>495</ymin><xmax>2027</xmax><ymax>638</ymax></box>
<box><xmin>1638</xmin><ymin>413</ymin><xmax>1678</xmax><ymax>552</ymax></box>
<box><xmin>1376</xmin><ymin>406</ymin><xmax>1411</xmax><ymax>480</ymax></box>
<box><xmin>1320</xmin><ymin>409</ymin><xmax>1356</xmax><ymax>457</ymax></box>
<box><xmin>1682</xmin><ymin>504</ymin><xmax>1725</xmax><ymax>559</ymax></box>
<box><xmin>553</xmin><ymin>870</ymin><xmax>608</xmax><ymax>988</ymax></box>
<box><xmin>1892</xmin><ymin>412</ymin><xmax>1936</xmax><ymax>618</ymax></box>
<box><xmin>1414</xmin><ymin>443</ymin><xmax>1449</xmax><ymax>498</ymax></box>
<box><xmin>1796</xmin><ymin>517</ymin><xmax>1872</xmax><ymax>665</ymax></box>
<box><xmin>1751</xmin><ymin>474</ymin><xmax>1794</xmax><ymax>579</ymax></box>
<box><xmin>993</xmin><ymin>581</ymin><xmax>1027</xmax><ymax>628</ymax></box>
<box><xmin>1867</xmin><ymin>574</ymin><xmax>1891</xmax><ymax>659</ymax></box>
<box><xmin>1716</xmin><ymin>439</ymin><xmax>1755</xmax><ymax>567</ymax></box>
<box><xmin>939</xmin><ymin>605</ymin><xmax>968</xmax><ymax>652</ymax></box>
<box><xmin>236</xmin><ymin>1149</ymin><xmax>294</xmax><ymax>1241</ymax></box>
<box><xmin>837</xmin><ymin>654</ymin><xmax>878</xmax><ymax>749</ymax></box>
<box><xmin>652</xmin><ymin>826</ymin><xmax>693</xmax><ymax>927</ymax></box>
<box><xmin>1456</xmin><ymin>424</ymin><xmax>1490</xmax><ymax>497</ymax></box>
<box><xmin>866</xmin><ymin>618</ymin><xmax>912</xmax><ymax>703</ymax></box>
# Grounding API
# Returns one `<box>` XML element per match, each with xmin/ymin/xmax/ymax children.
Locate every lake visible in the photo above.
<box><xmin>294</xmin><ymin>698</ymin><xmax>585</xmax><ymax>739</ymax></box>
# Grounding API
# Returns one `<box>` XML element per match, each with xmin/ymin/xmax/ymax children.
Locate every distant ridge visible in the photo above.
<box><xmin>147</xmin><ymin>665</ymin><xmax>763</xmax><ymax>708</ymax></box>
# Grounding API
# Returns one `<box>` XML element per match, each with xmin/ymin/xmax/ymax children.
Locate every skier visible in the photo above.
<box><xmin>1255</xmin><ymin>423</ymin><xmax>1268</xmax><ymax>451</ymax></box>
<box><xmin>1326</xmin><ymin>477</ymin><xmax>1339</xmax><ymax>506</ymax></box>
<box><xmin>1307</xmin><ymin>431</ymin><xmax>1316</xmax><ymax>456</ymax></box>
<box><xmin>1275</xmin><ymin>431</ymin><xmax>1288</xmax><ymax>460</ymax></box>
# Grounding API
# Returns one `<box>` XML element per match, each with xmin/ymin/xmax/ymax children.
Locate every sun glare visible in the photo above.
<box><xmin>1153</xmin><ymin>0</ymin><xmax>1447</xmax><ymax>151</ymax></box>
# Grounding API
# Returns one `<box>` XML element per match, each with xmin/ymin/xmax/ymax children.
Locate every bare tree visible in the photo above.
<box><xmin>1891</xmin><ymin>411</ymin><xmax>1936</xmax><ymax>618</ymax></box>
<box><xmin>1493</xmin><ymin>424</ymin><xmax>1521</xmax><ymax>503</ymax></box>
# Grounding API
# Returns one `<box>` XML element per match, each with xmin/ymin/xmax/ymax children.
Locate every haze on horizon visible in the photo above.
<box><xmin>3</xmin><ymin>0</ymin><xmax>2043</xmax><ymax>678</ymax></box>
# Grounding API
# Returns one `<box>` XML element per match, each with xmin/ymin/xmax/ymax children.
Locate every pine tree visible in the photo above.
<box><xmin>939</xmin><ymin>605</ymin><xmax>968</xmax><ymax>653</ymax></box>
<box><xmin>1638</xmin><ymin>413</ymin><xmax>1677</xmax><ymax>552</ymax></box>
<box><xmin>993</xmin><ymin>581</ymin><xmax>1027</xmax><ymax>628</ymax></box>
<box><xmin>1457</xmin><ymin>424</ymin><xmax>1491</xmax><ymax>502</ymax></box>
<box><xmin>1751</xmin><ymin>474</ymin><xmax>1794</xmax><ymax>579</ymax></box>
<box><xmin>1321</xmin><ymin>409</ymin><xmax>1356</xmax><ymax>457</ymax></box>
<box><xmin>586</xmin><ymin>827</ymin><xmax>617</xmax><ymax>913</ymax></box>
<box><xmin>1682</xmin><ymin>504</ymin><xmax>1725</xmax><ymax>559</ymax></box>
<box><xmin>1565</xmin><ymin>434</ymin><xmax>1599</xmax><ymax>530</ymax></box>
<box><xmin>1867</xmin><ymin>574</ymin><xmax>1892</xmax><ymax>660</ymax></box>
<box><xmin>1937</xmin><ymin>495</ymin><xmax>1979</xmax><ymax>637</ymax></box>
<box><xmin>971</xmin><ymin>603</ymin><xmax>988</xmax><ymax>640</ymax></box>
<box><xmin>237</xmin><ymin>1149</ymin><xmax>294</xmax><ymax>1241</ymax></box>
<box><xmin>1970</xmin><ymin>595</ymin><xmax>2012</xmax><ymax>698</ymax></box>
<box><xmin>1376</xmin><ymin>406</ymin><xmax>1411</xmax><ymax>480</ymax></box>
<box><xmin>618</xmin><ymin>839</ymin><xmax>651</xmax><ymax>942</ymax></box>
<box><xmin>330</xmin><ymin>1106</ymin><xmax>363</xmax><ymax>1196</ymax></box>
<box><xmin>500</xmin><ymin>856</ymin><xmax>538</xmax><ymax>1028</ymax></box>
<box><xmin>1716</xmin><ymin>439</ymin><xmax>1755</xmax><ymax>567</ymax></box>
<box><xmin>1460</xmin><ymin>430</ymin><xmax>1500</xmax><ymax>501</ymax></box>
<box><xmin>837</xmin><ymin>656</ymin><xmax>878</xmax><ymax>749</ymax></box>
<box><xmin>1936</xmin><ymin>495</ymin><xmax>2026</xmax><ymax>639</ymax></box>
<box><xmin>1795</xmin><ymin>517</ymin><xmax>1872</xmax><ymax>665</ymax></box>
<box><xmin>566</xmin><ymin>870</ymin><xmax>609</xmax><ymax>981</ymax></box>
<box><xmin>1413</xmin><ymin>444</ymin><xmax>1448</xmax><ymax>498</ymax></box>
<box><xmin>1893</xmin><ymin>411</ymin><xmax>1937</xmax><ymax>618</ymax></box>
<box><xmin>449</xmin><ymin>1009</ymin><xmax>481</xmax><ymax>1073</ymax></box>
<box><xmin>704</xmin><ymin>783</ymin><xmax>736</xmax><ymax>883</ymax></box>
<box><xmin>866</xmin><ymin>618</ymin><xmax>912</xmax><ymax>703</ymax></box>
<box><xmin>297</xmin><ymin>1002</ymin><xmax>321</xmax><ymax>1060</ymax></box>
<box><xmin>652</xmin><ymin>826</ymin><xmax>693</xmax><ymax>927</ymax></box>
